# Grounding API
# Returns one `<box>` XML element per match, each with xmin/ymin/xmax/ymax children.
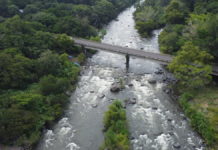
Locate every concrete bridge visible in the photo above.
<box><xmin>73</xmin><ymin>38</ymin><xmax>218</xmax><ymax>76</ymax></box>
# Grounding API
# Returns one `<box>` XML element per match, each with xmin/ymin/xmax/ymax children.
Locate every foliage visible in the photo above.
<box><xmin>39</xmin><ymin>75</ymin><xmax>70</xmax><ymax>96</ymax></box>
<box><xmin>134</xmin><ymin>0</ymin><xmax>169</xmax><ymax>37</ymax></box>
<box><xmin>0</xmin><ymin>51</ymin><xmax>78</xmax><ymax>146</ymax></box>
<box><xmin>179</xmin><ymin>92</ymin><xmax>216</xmax><ymax>146</ymax></box>
<box><xmin>190</xmin><ymin>86</ymin><xmax>218</xmax><ymax>149</ymax></box>
<box><xmin>100</xmin><ymin>101</ymin><xmax>130</xmax><ymax>150</ymax></box>
<box><xmin>134</xmin><ymin>0</ymin><xmax>218</xmax><ymax>149</ymax></box>
<box><xmin>185</xmin><ymin>14</ymin><xmax>218</xmax><ymax>60</ymax></box>
<box><xmin>0</xmin><ymin>0</ymin><xmax>137</xmax><ymax>148</ymax></box>
<box><xmin>52</xmin><ymin>16</ymin><xmax>97</xmax><ymax>37</ymax></box>
<box><xmin>0</xmin><ymin>50</ymin><xmax>36</xmax><ymax>89</ymax></box>
<box><xmin>168</xmin><ymin>42</ymin><xmax>213</xmax><ymax>90</ymax></box>
<box><xmin>164</xmin><ymin>0</ymin><xmax>188</xmax><ymax>24</ymax></box>
<box><xmin>77</xmin><ymin>53</ymin><xmax>86</xmax><ymax>64</ymax></box>
<box><xmin>36</xmin><ymin>51</ymin><xmax>62</xmax><ymax>77</ymax></box>
<box><xmin>135</xmin><ymin>20</ymin><xmax>158</xmax><ymax>37</ymax></box>
<box><xmin>159</xmin><ymin>24</ymin><xmax>185</xmax><ymax>54</ymax></box>
<box><xmin>0</xmin><ymin>84</ymin><xmax>69</xmax><ymax>146</ymax></box>
<box><xmin>158</xmin><ymin>0</ymin><xmax>218</xmax><ymax>61</ymax></box>
<box><xmin>31</xmin><ymin>12</ymin><xmax>57</xmax><ymax>27</ymax></box>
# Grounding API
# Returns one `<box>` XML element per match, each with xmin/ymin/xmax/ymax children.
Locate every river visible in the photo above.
<box><xmin>36</xmin><ymin>5</ymin><xmax>205</xmax><ymax>150</ymax></box>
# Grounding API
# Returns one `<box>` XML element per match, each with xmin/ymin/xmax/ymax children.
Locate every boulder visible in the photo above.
<box><xmin>152</xmin><ymin>107</ymin><xmax>158</xmax><ymax>110</ymax></box>
<box><xmin>128</xmin><ymin>83</ymin><xmax>134</xmax><ymax>87</ymax></box>
<box><xmin>141</xmin><ymin>83</ymin><xmax>145</xmax><ymax>86</ymax></box>
<box><xmin>164</xmin><ymin>89</ymin><xmax>171</xmax><ymax>94</ymax></box>
<box><xmin>65</xmin><ymin>91</ymin><xmax>72</xmax><ymax>96</ymax></box>
<box><xmin>173</xmin><ymin>143</ymin><xmax>181</xmax><ymax>149</ymax></box>
<box><xmin>148</xmin><ymin>79</ymin><xmax>157</xmax><ymax>84</ymax></box>
<box><xmin>167</xmin><ymin>118</ymin><xmax>172</xmax><ymax>122</ymax></box>
<box><xmin>168</xmin><ymin>131</ymin><xmax>174</xmax><ymax>136</ymax></box>
<box><xmin>98</xmin><ymin>94</ymin><xmax>105</xmax><ymax>99</ymax></box>
<box><xmin>110</xmin><ymin>83</ymin><xmax>121</xmax><ymax>93</ymax></box>
<box><xmin>91</xmin><ymin>103</ymin><xmax>98</xmax><ymax>108</ymax></box>
<box><xmin>155</xmin><ymin>69</ymin><xmax>164</xmax><ymax>75</ymax></box>
<box><xmin>129</xmin><ymin>99</ymin><xmax>137</xmax><ymax>104</ymax></box>
<box><xmin>125</xmin><ymin>98</ymin><xmax>137</xmax><ymax>105</ymax></box>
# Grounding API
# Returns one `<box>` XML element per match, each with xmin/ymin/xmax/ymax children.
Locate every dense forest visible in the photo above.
<box><xmin>135</xmin><ymin>0</ymin><xmax>218</xmax><ymax>149</ymax></box>
<box><xmin>0</xmin><ymin>0</ymin><xmax>136</xmax><ymax>148</ymax></box>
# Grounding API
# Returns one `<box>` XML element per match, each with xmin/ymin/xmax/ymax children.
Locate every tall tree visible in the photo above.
<box><xmin>168</xmin><ymin>42</ymin><xmax>213</xmax><ymax>90</ymax></box>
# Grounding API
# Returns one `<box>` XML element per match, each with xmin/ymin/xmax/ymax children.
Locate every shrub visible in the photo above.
<box><xmin>135</xmin><ymin>20</ymin><xmax>157</xmax><ymax>37</ymax></box>
<box><xmin>39</xmin><ymin>75</ymin><xmax>70</xmax><ymax>95</ymax></box>
<box><xmin>100</xmin><ymin>101</ymin><xmax>130</xmax><ymax>150</ymax></box>
<box><xmin>179</xmin><ymin>93</ymin><xmax>216</xmax><ymax>146</ymax></box>
<box><xmin>77</xmin><ymin>53</ymin><xmax>86</xmax><ymax>64</ymax></box>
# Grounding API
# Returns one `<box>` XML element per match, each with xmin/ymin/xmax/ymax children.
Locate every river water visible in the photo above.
<box><xmin>37</xmin><ymin>5</ymin><xmax>204</xmax><ymax>150</ymax></box>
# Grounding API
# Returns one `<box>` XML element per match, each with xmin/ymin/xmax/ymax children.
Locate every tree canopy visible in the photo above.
<box><xmin>0</xmin><ymin>0</ymin><xmax>136</xmax><ymax>148</ymax></box>
<box><xmin>168</xmin><ymin>42</ymin><xmax>213</xmax><ymax>90</ymax></box>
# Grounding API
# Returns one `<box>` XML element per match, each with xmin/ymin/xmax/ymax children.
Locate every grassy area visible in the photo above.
<box><xmin>100</xmin><ymin>101</ymin><xmax>130</xmax><ymax>150</ymax></box>
<box><xmin>179</xmin><ymin>85</ymin><xmax>218</xmax><ymax>149</ymax></box>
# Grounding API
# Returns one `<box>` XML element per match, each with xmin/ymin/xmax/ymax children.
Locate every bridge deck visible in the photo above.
<box><xmin>73</xmin><ymin>38</ymin><xmax>218</xmax><ymax>76</ymax></box>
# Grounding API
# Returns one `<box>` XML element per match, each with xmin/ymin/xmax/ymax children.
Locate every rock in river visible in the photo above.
<box><xmin>125</xmin><ymin>98</ymin><xmax>137</xmax><ymax>105</ymax></box>
<box><xmin>91</xmin><ymin>103</ymin><xmax>98</xmax><ymax>108</ymax></box>
<box><xmin>98</xmin><ymin>94</ymin><xmax>105</xmax><ymax>99</ymax></box>
<box><xmin>128</xmin><ymin>83</ymin><xmax>134</xmax><ymax>87</ymax></box>
<box><xmin>129</xmin><ymin>98</ymin><xmax>137</xmax><ymax>104</ymax></box>
<box><xmin>148</xmin><ymin>79</ymin><xmax>157</xmax><ymax>84</ymax></box>
<box><xmin>110</xmin><ymin>83</ymin><xmax>121</xmax><ymax>93</ymax></box>
<box><xmin>173</xmin><ymin>143</ymin><xmax>181</xmax><ymax>149</ymax></box>
<box><xmin>155</xmin><ymin>69</ymin><xmax>164</xmax><ymax>75</ymax></box>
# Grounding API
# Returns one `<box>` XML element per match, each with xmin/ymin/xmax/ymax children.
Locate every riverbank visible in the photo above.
<box><xmin>178</xmin><ymin>85</ymin><xmax>218</xmax><ymax>149</ymax></box>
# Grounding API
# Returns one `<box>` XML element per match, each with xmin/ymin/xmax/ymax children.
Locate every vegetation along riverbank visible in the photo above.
<box><xmin>100</xmin><ymin>100</ymin><xmax>130</xmax><ymax>150</ymax></box>
<box><xmin>0</xmin><ymin>0</ymin><xmax>136</xmax><ymax>149</ymax></box>
<box><xmin>134</xmin><ymin>0</ymin><xmax>218</xmax><ymax>149</ymax></box>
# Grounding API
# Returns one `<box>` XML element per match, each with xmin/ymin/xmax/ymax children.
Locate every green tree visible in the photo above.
<box><xmin>31</xmin><ymin>12</ymin><xmax>57</xmax><ymax>27</ymax></box>
<box><xmin>0</xmin><ymin>0</ymin><xmax>9</xmax><ymax>17</ymax></box>
<box><xmin>39</xmin><ymin>75</ymin><xmax>70</xmax><ymax>95</ymax></box>
<box><xmin>159</xmin><ymin>24</ymin><xmax>185</xmax><ymax>54</ymax></box>
<box><xmin>8</xmin><ymin>5</ymin><xmax>19</xmax><ymax>17</ymax></box>
<box><xmin>0</xmin><ymin>108</ymin><xmax>40</xmax><ymax>145</ymax></box>
<box><xmin>53</xmin><ymin>34</ymin><xmax>76</xmax><ymax>54</ymax></box>
<box><xmin>10</xmin><ymin>0</ymin><xmax>31</xmax><ymax>9</ymax></box>
<box><xmin>24</xmin><ymin>4</ymin><xmax>40</xmax><ymax>14</ymax></box>
<box><xmin>135</xmin><ymin>20</ymin><xmax>157</xmax><ymax>37</ymax></box>
<box><xmin>195</xmin><ymin>14</ymin><xmax>218</xmax><ymax>60</ymax></box>
<box><xmin>101</xmin><ymin>101</ymin><xmax>130</xmax><ymax>150</ymax></box>
<box><xmin>165</xmin><ymin>0</ymin><xmax>188</xmax><ymax>24</ymax></box>
<box><xmin>0</xmin><ymin>51</ymin><xmax>35</xmax><ymax>89</ymax></box>
<box><xmin>53</xmin><ymin>16</ymin><xmax>97</xmax><ymax>37</ymax></box>
<box><xmin>36</xmin><ymin>51</ymin><xmax>62</xmax><ymax>77</ymax></box>
<box><xmin>93</xmin><ymin>0</ymin><xmax>115</xmax><ymax>26</ymax></box>
<box><xmin>168</xmin><ymin>42</ymin><xmax>213</xmax><ymax>90</ymax></box>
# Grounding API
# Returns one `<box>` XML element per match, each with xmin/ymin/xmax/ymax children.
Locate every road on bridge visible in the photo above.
<box><xmin>73</xmin><ymin>38</ymin><xmax>218</xmax><ymax>76</ymax></box>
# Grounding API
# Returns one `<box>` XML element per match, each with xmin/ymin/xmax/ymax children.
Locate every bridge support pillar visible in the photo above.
<box><xmin>126</xmin><ymin>54</ymin><xmax>130</xmax><ymax>70</ymax></box>
<box><xmin>81</xmin><ymin>45</ymin><xmax>87</xmax><ymax>55</ymax></box>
